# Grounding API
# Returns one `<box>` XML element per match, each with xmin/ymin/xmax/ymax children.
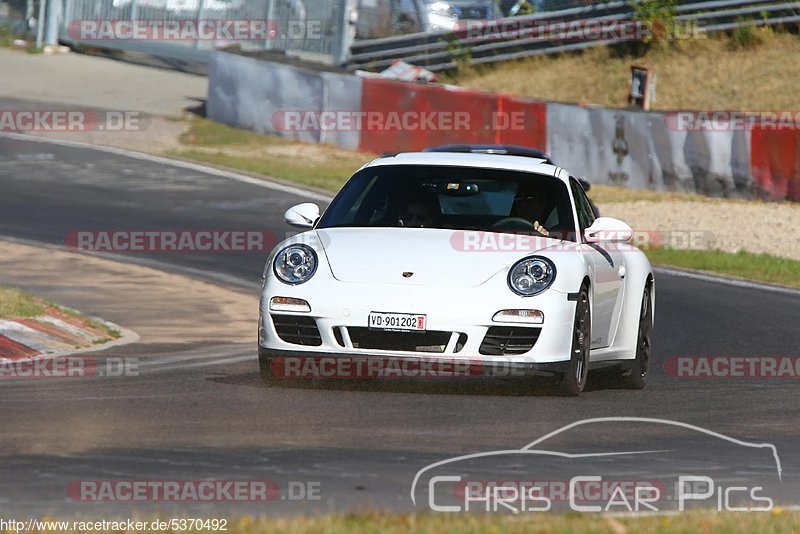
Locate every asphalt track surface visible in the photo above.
<box><xmin>1</xmin><ymin>132</ymin><xmax>799</xmax><ymax>518</ymax></box>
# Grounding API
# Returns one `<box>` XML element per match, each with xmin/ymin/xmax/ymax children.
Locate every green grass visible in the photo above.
<box><xmin>170</xmin><ymin>117</ymin><xmax>371</xmax><ymax>192</ymax></box>
<box><xmin>0</xmin><ymin>286</ymin><xmax>45</xmax><ymax>319</ymax></box>
<box><xmin>174</xmin><ymin>149</ymin><xmax>354</xmax><ymax>192</ymax></box>
<box><xmin>0</xmin><ymin>22</ymin><xmax>16</xmax><ymax>47</ymax></box>
<box><xmin>0</xmin><ymin>288</ymin><xmax>121</xmax><ymax>339</ymax></box>
<box><xmin>44</xmin><ymin>510</ymin><xmax>800</xmax><ymax>533</ymax></box>
<box><xmin>645</xmin><ymin>249</ymin><xmax>800</xmax><ymax>288</ymax></box>
<box><xmin>178</xmin><ymin>116</ymin><xmax>271</xmax><ymax>145</ymax></box>
<box><xmin>451</xmin><ymin>33</ymin><xmax>800</xmax><ymax>111</ymax></box>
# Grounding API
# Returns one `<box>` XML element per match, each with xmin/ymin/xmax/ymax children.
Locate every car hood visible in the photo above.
<box><xmin>315</xmin><ymin>227</ymin><xmax>561</xmax><ymax>288</ymax></box>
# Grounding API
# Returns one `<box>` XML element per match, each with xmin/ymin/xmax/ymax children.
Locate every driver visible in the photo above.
<box><xmin>510</xmin><ymin>192</ymin><xmax>551</xmax><ymax>237</ymax></box>
<box><xmin>398</xmin><ymin>195</ymin><xmax>440</xmax><ymax>228</ymax></box>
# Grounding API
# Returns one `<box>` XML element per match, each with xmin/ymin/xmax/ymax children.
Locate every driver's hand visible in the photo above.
<box><xmin>534</xmin><ymin>221</ymin><xmax>549</xmax><ymax>236</ymax></box>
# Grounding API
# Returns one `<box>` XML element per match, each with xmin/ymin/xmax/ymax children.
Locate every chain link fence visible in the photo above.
<box><xmin>353</xmin><ymin>0</ymin><xmax>609</xmax><ymax>40</ymax></box>
<box><xmin>0</xmin><ymin>0</ymin><xmax>35</xmax><ymax>32</ymax></box>
<box><xmin>58</xmin><ymin>0</ymin><xmax>353</xmax><ymax>65</ymax></box>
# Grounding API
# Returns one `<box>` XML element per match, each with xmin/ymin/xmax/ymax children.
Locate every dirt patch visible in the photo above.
<box><xmin>28</xmin><ymin>116</ymin><xmax>189</xmax><ymax>154</ymax></box>
<box><xmin>0</xmin><ymin>240</ymin><xmax>256</xmax><ymax>345</ymax></box>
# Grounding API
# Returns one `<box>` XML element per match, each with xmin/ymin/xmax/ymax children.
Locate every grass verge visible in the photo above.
<box><xmin>451</xmin><ymin>33</ymin><xmax>800</xmax><ymax>111</ymax></box>
<box><xmin>645</xmin><ymin>249</ymin><xmax>800</xmax><ymax>288</ymax></box>
<box><xmin>0</xmin><ymin>286</ymin><xmax>45</xmax><ymax>319</ymax></box>
<box><xmin>170</xmin><ymin>117</ymin><xmax>371</xmax><ymax>192</ymax></box>
<box><xmin>48</xmin><ymin>510</ymin><xmax>800</xmax><ymax>533</ymax></box>
<box><xmin>0</xmin><ymin>286</ymin><xmax>121</xmax><ymax>338</ymax></box>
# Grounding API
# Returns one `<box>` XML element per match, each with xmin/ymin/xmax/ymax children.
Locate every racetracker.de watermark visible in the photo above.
<box><xmin>271</xmin><ymin>110</ymin><xmax>534</xmax><ymax>132</ymax></box>
<box><xmin>65</xmin><ymin>230</ymin><xmax>275</xmax><ymax>252</ymax></box>
<box><xmin>664</xmin><ymin>356</ymin><xmax>800</xmax><ymax>378</ymax></box>
<box><xmin>666</xmin><ymin>111</ymin><xmax>800</xmax><ymax>131</ymax></box>
<box><xmin>0</xmin><ymin>110</ymin><xmax>146</xmax><ymax>132</ymax></box>
<box><xmin>455</xmin><ymin>18</ymin><xmax>705</xmax><ymax>42</ymax></box>
<box><xmin>449</xmin><ymin>230</ymin><xmax>711</xmax><ymax>252</ymax></box>
<box><xmin>67</xmin><ymin>480</ymin><xmax>320</xmax><ymax>502</ymax></box>
<box><xmin>66</xmin><ymin>19</ymin><xmax>324</xmax><ymax>41</ymax></box>
<box><xmin>271</xmin><ymin>355</ymin><xmax>530</xmax><ymax>379</ymax></box>
<box><xmin>0</xmin><ymin>357</ymin><xmax>138</xmax><ymax>379</ymax></box>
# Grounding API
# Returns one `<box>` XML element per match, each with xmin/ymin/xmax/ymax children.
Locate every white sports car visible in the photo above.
<box><xmin>258</xmin><ymin>152</ymin><xmax>654</xmax><ymax>395</ymax></box>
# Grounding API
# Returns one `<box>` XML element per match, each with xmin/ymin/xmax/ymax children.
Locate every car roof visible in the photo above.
<box><xmin>423</xmin><ymin>144</ymin><xmax>554</xmax><ymax>164</ymax></box>
<box><xmin>364</xmin><ymin>152</ymin><xmax>564</xmax><ymax>181</ymax></box>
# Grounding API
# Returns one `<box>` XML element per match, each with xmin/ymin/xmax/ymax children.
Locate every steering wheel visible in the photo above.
<box><xmin>490</xmin><ymin>217</ymin><xmax>535</xmax><ymax>230</ymax></box>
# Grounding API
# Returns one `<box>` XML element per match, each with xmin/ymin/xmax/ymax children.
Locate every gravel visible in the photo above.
<box><xmin>601</xmin><ymin>200</ymin><xmax>800</xmax><ymax>261</ymax></box>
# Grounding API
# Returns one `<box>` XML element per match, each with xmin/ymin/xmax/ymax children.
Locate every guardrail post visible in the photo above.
<box><xmin>264</xmin><ymin>0</ymin><xmax>275</xmax><ymax>51</ymax></box>
<box><xmin>43</xmin><ymin>0</ymin><xmax>60</xmax><ymax>45</ymax></box>
<box><xmin>62</xmin><ymin>0</ymin><xmax>74</xmax><ymax>38</ymax></box>
<box><xmin>195</xmin><ymin>0</ymin><xmax>207</xmax><ymax>50</ymax></box>
<box><xmin>334</xmin><ymin>0</ymin><xmax>355</xmax><ymax>65</ymax></box>
<box><xmin>35</xmin><ymin>0</ymin><xmax>46</xmax><ymax>48</ymax></box>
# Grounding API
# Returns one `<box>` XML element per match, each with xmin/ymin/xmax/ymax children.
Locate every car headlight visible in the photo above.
<box><xmin>507</xmin><ymin>256</ymin><xmax>556</xmax><ymax>296</ymax></box>
<box><xmin>273</xmin><ymin>244</ymin><xmax>318</xmax><ymax>285</ymax></box>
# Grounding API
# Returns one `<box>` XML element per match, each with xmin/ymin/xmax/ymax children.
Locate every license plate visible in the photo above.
<box><xmin>368</xmin><ymin>312</ymin><xmax>426</xmax><ymax>332</ymax></box>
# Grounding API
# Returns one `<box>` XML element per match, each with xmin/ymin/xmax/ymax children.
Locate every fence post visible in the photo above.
<box><xmin>194</xmin><ymin>0</ymin><xmax>207</xmax><ymax>49</ymax></box>
<box><xmin>35</xmin><ymin>0</ymin><xmax>46</xmax><ymax>47</ymax></box>
<box><xmin>264</xmin><ymin>0</ymin><xmax>275</xmax><ymax>51</ymax></box>
<box><xmin>43</xmin><ymin>0</ymin><xmax>60</xmax><ymax>45</ymax></box>
<box><xmin>63</xmin><ymin>0</ymin><xmax>73</xmax><ymax>31</ymax></box>
<box><xmin>334</xmin><ymin>0</ymin><xmax>355</xmax><ymax>65</ymax></box>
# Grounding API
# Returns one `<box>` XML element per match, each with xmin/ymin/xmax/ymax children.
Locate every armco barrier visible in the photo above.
<box><xmin>357</xmin><ymin>78</ymin><xmax>547</xmax><ymax>154</ymax></box>
<box><xmin>750</xmin><ymin>128</ymin><xmax>800</xmax><ymax>201</ymax></box>
<box><xmin>546</xmin><ymin>104</ymin><xmax>753</xmax><ymax>197</ymax></box>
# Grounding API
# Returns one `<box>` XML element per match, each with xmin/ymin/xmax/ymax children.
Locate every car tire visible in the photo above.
<box><xmin>557</xmin><ymin>285</ymin><xmax>591</xmax><ymax>396</ymax></box>
<box><xmin>617</xmin><ymin>281</ymin><xmax>653</xmax><ymax>390</ymax></box>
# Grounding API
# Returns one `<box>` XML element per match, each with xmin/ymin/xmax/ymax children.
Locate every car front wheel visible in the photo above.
<box><xmin>557</xmin><ymin>285</ymin><xmax>591</xmax><ymax>396</ymax></box>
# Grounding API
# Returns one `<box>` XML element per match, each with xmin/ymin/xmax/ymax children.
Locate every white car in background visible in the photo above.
<box><xmin>258</xmin><ymin>152</ymin><xmax>654</xmax><ymax>395</ymax></box>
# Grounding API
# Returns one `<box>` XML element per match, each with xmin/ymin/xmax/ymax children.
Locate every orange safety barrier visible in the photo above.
<box><xmin>751</xmin><ymin>128</ymin><xmax>800</xmax><ymax>201</ymax></box>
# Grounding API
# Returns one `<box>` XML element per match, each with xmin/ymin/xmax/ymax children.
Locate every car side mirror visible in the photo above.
<box><xmin>585</xmin><ymin>217</ymin><xmax>633</xmax><ymax>243</ymax></box>
<box><xmin>284</xmin><ymin>203</ymin><xmax>319</xmax><ymax>229</ymax></box>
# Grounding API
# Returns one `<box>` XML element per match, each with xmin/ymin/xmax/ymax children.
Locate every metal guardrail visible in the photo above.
<box><xmin>348</xmin><ymin>0</ymin><xmax>800</xmax><ymax>71</ymax></box>
<box><xmin>57</xmin><ymin>0</ymin><xmax>353</xmax><ymax>67</ymax></box>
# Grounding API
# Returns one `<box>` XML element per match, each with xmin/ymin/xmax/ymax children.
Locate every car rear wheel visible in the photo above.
<box><xmin>557</xmin><ymin>285</ymin><xmax>590</xmax><ymax>396</ymax></box>
<box><xmin>617</xmin><ymin>282</ymin><xmax>653</xmax><ymax>389</ymax></box>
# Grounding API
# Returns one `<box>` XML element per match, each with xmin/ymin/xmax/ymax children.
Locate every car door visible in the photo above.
<box><xmin>570</xmin><ymin>178</ymin><xmax>623</xmax><ymax>349</ymax></box>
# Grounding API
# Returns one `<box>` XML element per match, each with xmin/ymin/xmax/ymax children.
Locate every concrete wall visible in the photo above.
<box><xmin>547</xmin><ymin>104</ymin><xmax>753</xmax><ymax>198</ymax></box>
<box><xmin>207</xmin><ymin>50</ymin><xmax>797</xmax><ymax>200</ymax></box>
<box><xmin>207</xmin><ymin>52</ymin><xmax>362</xmax><ymax>150</ymax></box>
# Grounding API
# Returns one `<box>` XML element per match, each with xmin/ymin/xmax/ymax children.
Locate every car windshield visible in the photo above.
<box><xmin>317</xmin><ymin>164</ymin><xmax>576</xmax><ymax>239</ymax></box>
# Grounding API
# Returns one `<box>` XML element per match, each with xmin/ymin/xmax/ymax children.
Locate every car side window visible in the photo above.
<box><xmin>570</xmin><ymin>178</ymin><xmax>596</xmax><ymax>233</ymax></box>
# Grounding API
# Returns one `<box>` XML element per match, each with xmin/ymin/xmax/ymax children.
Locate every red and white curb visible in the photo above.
<box><xmin>0</xmin><ymin>307</ymin><xmax>138</xmax><ymax>362</ymax></box>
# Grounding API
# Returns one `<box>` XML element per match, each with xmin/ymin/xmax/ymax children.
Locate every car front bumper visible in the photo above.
<box><xmin>259</xmin><ymin>278</ymin><xmax>579</xmax><ymax>370</ymax></box>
